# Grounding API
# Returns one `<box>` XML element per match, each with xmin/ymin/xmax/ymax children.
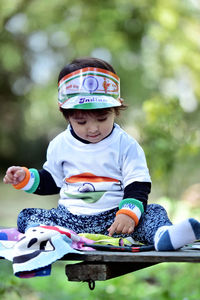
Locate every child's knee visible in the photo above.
<box><xmin>17</xmin><ymin>208</ymin><xmax>32</xmax><ymax>233</ymax></box>
<box><xmin>146</xmin><ymin>203</ymin><xmax>168</xmax><ymax>215</ymax></box>
<box><xmin>144</xmin><ymin>203</ymin><xmax>172</xmax><ymax>227</ymax></box>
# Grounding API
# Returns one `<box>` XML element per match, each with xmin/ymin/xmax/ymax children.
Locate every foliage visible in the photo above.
<box><xmin>0</xmin><ymin>259</ymin><xmax>199</xmax><ymax>300</ymax></box>
<box><xmin>0</xmin><ymin>2</ymin><xmax>199</xmax><ymax>298</ymax></box>
<box><xmin>0</xmin><ymin>1</ymin><xmax>200</xmax><ymax>194</ymax></box>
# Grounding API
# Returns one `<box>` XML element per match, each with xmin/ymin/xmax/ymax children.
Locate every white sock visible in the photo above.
<box><xmin>154</xmin><ymin>218</ymin><xmax>200</xmax><ymax>251</ymax></box>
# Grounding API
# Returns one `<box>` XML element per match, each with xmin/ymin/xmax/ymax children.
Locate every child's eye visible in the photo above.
<box><xmin>98</xmin><ymin>117</ymin><xmax>107</xmax><ymax>122</ymax></box>
<box><xmin>77</xmin><ymin>121</ymin><xmax>86</xmax><ymax>125</ymax></box>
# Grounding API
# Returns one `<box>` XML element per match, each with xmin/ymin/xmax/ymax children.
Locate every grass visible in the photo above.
<box><xmin>0</xmin><ymin>180</ymin><xmax>199</xmax><ymax>300</ymax></box>
<box><xmin>0</xmin><ymin>260</ymin><xmax>199</xmax><ymax>300</ymax></box>
<box><xmin>0</xmin><ymin>181</ymin><xmax>57</xmax><ymax>227</ymax></box>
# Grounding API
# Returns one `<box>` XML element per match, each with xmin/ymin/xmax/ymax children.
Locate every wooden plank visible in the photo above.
<box><xmin>65</xmin><ymin>261</ymin><xmax>157</xmax><ymax>282</ymax></box>
<box><xmin>64</xmin><ymin>249</ymin><xmax>200</xmax><ymax>282</ymax></box>
<box><xmin>63</xmin><ymin>249</ymin><xmax>200</xmax><ymax>263</ymax></box>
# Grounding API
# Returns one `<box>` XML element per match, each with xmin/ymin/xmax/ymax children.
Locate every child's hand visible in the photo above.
<box><xmin>108</xmin><ymin>214</ymin><xmax>135</xmax><ymax>237</ymax></box>
<box><xmin>3</xmin><ymin>166</ymin><xmax>26</xmax><ymax>185</ymax></box>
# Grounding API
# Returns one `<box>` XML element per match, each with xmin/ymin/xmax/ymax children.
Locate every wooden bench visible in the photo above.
<box><xmin>63</xmin><ymin>248</ymin><xmax>200</xmax><ymax>289</ymax></box>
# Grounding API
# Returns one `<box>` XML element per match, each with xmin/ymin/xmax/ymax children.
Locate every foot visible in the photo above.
<box><xmin>154</xmin><ymin>218</ymin><xmax>200</xmax><ymax>251</ymax></box>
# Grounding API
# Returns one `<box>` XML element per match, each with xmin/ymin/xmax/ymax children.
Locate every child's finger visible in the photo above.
<box><xmin>4</xmin><ymin>167</ymin><xmax>17</xmax><ymax>183</ymax></box>
<box><xmin>13</xmin><ymin>169</ymin><xmax>26</xmax><ymax>184</ymax></box>
<box><xmin>108</xmin><ymin>223</ymin><xmax>117</xmax><ymax>237</ymax></box>
<box><xmin>128</xmin><ymin>225</ymin><xmax>135</xmax><ymax>234</ymax></box>
<box><xmin>4</xmin><ymin>166</ymin><xmax>25</xmax><ymax>185</ymax></box>
<box><xmin>6</xmin><ymin>166</ymin><xmax>20</xmax><ymax>177</ymax></box>
<box><xmin>14</xmin><ymin>169</ymin><xmax>24</xmax><ymax>179</ymax></box>
<box><xmin>108</xmin><ymin>221</ymin><xmax>123</xmax><ymax>236</ymax></box>
<box><xmin>3</xmin><ymin>175</ymin><xmax>11</xmax><ymax>184</ymax></box>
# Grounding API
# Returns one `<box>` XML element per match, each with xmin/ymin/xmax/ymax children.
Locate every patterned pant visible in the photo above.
<box><xmin>17</xmin><ymin>204</ymin><xmax>172</xmax><ymax>245</ymax></box>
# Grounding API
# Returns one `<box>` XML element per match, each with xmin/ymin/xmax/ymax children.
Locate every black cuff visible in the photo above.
<box><xmin>34</xmin><ymin>169</ymin><xmax>60</xmax><ymax>195</ymax></box>
<box><xmin>123</xmin><ymin>181</ymin><xmax>151</xmax><ymax>211</ymax></box>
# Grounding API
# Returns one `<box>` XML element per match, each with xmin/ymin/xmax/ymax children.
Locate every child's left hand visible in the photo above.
<box><xmin>108</xmin><ymin>214</ymin><xmax>135</xmax><ymax>237</ymax></box>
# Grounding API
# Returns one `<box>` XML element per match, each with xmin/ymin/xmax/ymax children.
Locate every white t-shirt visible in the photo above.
<box><xmin>43</xmin><ymin>124</ymin><xmax>151</xmax><ymax>215</ymax></box>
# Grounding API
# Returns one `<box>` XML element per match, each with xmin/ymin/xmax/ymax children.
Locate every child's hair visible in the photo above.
<box><xmin>58</xmin><ymin>57</ymin><xmax>116</xmax><ymax>82</ymax></box>
<box><xmin>58</xmin><ymin>57</ymin><xmax>126</xmax><ymax>119</ymax></box>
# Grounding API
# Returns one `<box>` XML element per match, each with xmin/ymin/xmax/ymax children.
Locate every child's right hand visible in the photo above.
<box><xmin>107</xmin><ymin>213</ymin><xmax>135</xmax><ymax>237</ymax></box>
<box><xmin>3</xmin><ymin>166</ymin><xmax>26</xmax><ymax>185</ymax></box>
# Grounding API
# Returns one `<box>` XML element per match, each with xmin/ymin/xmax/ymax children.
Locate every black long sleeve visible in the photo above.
<box><xmin>123</xmin><ymin>181</ymin><xmax>151</xmax><ymax>211</ymax></box>
<box><xmin>34</xmin><ymin>169</ymin><xmax>60</xmax><ymax>195</ymax></box>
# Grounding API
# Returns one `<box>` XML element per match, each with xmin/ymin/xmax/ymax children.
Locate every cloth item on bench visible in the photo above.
<box><xmin>0</xmin><ymin>227</ymin><xmax>141</xmax><ymax>278</ymax></box>
<box><xmin>0</xmin><ymin>227</ymin><xmax>23</xmax><ymax>241</ymax></box>
<box><xmin>78</xmin><ymin>233</ymin><xmax>136</xmax><ymax>246</ymax></box>
<box><xmin>0</xmin><ymin>225</ymin><xmax>94</xmax><ymax>278</ymax></box>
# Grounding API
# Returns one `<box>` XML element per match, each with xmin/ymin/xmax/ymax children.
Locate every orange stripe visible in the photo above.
<box><xmin>58</xmin><ymin>67</ymin><xmax>119</xmax><ymax>86</ymax></box>
<box><xmin>66</xmin><ymin>172</ymin><xmax>119</xmax><ymax>183</ymax></box>
<box><xmin>116</xmin><ymin>209</ymin><xmax>139</xmax><ymax>226</ymax></box>
<box><xmin>13</xmin><ymin>167</ymin><xmax>30</xmax><ymax>190</ymax></box>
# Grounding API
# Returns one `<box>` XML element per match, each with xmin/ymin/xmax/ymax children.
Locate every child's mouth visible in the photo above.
<box><xmin>87</xmin><ymin>133</ymin><xmax>101</xmax><ymax>140</ymax></box>
<box><xmin>88</xmin><ymin>134</ymin><xmax>100</xmax><ymax>138</ymax></box>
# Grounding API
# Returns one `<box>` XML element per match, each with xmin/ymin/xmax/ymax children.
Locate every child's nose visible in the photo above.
<box><xmin>87</xmin><ymin>121</ymin><xmax>99</xmax><ymax>133</ymax></box>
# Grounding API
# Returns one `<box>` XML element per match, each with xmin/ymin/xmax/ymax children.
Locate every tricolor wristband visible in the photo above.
<box><xmin>24</xmin><ymin>168</ymin><xmax>40</xmax><ymax>193</ymax></box>
<box><xmin>13</xmin><ymin>167</ymin><xmax>30</xmax><ymax>190</ymax></box>
<box><xmin>117</xmin><ymin>198</ymin><xmax>144</xmax><ymax>226</ymax></box>
<box><xmin>13</xmin><ymin>168</ymin><xmax>40</xmax><ymax>194</ymax></box>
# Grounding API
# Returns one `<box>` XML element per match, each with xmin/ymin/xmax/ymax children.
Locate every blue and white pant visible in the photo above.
<box><xmin>17</xmin><ymin>204</ymin><xmax>172</xmax><ymax>245</ymax></box>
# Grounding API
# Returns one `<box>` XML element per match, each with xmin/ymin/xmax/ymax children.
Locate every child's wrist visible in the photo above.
<box><xmin>117</xmin><ymin>198</ymin><xmax>144</xmax><ymax>226</ymax></box>
<box><xmin>116</xmin><ymin>209</ymin><xmax>137</xmax><ymax>225</ymax></box>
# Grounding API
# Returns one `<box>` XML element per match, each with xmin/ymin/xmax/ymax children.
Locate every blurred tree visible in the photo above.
<box><xmin>0</xmin><ymin>0</ymin><xmax>199</xmax><ymax>197</ymax></box>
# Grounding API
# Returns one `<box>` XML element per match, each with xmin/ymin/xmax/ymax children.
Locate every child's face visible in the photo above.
<box><xmin>69</xmin><ymin>110</ymin><xmax>115</xmax><ymax>143</ymax></box>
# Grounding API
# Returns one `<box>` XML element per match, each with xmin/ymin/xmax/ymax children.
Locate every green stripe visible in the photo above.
<box><xmin>59</xmin><ymin>92</ymin><xmax>119</xmax><ymax>98</ymax></box>
<box><xmin>73</xmin><ymin>103</ymin><xmax>117</xmax><ymax>109</ymax></box>
<box><xmin>63</xmin><ymin>191</ymin><xmax>105</xmax><ymax>203</ymax></box>
<box><xmin>25</xmin><ymin>169</ymin><xmax>40</xmax><ymax>194</ymax></box>
<box><xmin>119</xmin><ymin>198</ymin><xmax>144</xmax><ymax>213</ymax></box>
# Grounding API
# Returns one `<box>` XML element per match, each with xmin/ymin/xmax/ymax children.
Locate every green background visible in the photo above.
<box><xmin>0</xmin><ymin>0</ymin><xmax>199</xmax><ymax>299</ymax></box>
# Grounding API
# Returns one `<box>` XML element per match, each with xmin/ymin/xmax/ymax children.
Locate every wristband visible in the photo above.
<box><xmin>13</xmin><ymin>167</ymin><xmax>30</xmax><ymax>190</ymax></box>
<box><xmin>25</xmin><ymin>169</ymin><xmax>40</xmax><ymax>193</ymax></box>
<box><xmin>117</xmin><ymin>198</ymin><xmax>144</xmax><ymax>226</ymax></box>
<box><xmin>119</xmin><ymin>198</ymin><xmax>144</xmax><ymax>213</ymax></box>
<box><xmin>22</xmin><ymin>171</ymin><xmax>35</xmax><ymax>191</ymax></box>
<box><xmin>116</xmin><ymin>209</ymin><xmax>139</xmax><ymax>226</ymax></box>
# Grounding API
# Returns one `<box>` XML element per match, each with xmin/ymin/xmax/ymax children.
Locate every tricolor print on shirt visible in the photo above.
<box><xmin>63</xmin><ymin>172</ymin><xmax>122</xmax><ymax>203</ymax></box>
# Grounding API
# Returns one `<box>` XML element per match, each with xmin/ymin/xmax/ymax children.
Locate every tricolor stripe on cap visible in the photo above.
<box><xmin>58</xmin><ymin>67</ymin><xmax>121</xmax><ymax>109</ymax></box>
